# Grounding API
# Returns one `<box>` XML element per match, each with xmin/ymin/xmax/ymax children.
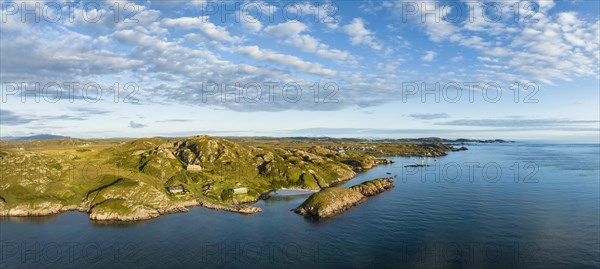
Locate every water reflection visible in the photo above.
<box><xmin>0</xmin><ymin>214</ymin><xmax>63</xmax><ymax>223</ymax></box>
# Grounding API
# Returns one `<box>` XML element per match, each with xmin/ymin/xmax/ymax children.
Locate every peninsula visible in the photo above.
<box><xmin>0</xmin><ymin>135</ymin><xmax>464</xmax><ymax>221</ymax></box>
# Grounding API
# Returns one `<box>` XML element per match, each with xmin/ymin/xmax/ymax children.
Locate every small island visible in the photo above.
<box><xmin>294</xmin><ymin>177</ymin><xmax>395</xmax><ymax>219</ymax></box>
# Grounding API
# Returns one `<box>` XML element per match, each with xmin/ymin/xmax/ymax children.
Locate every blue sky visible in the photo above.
<box><xmin>1</xmin><ymin>0</ymin><xmax>599</xmax><ymax>141</ymax></box>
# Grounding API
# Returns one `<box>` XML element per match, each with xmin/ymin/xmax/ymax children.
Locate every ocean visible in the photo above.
<box><xmin>1</xmin><ymin>143</ymin><xmax>599</xmax><ymax>269</ymax></box>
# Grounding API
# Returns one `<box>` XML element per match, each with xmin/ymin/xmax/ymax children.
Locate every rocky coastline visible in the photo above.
<box><xmin>0</xmin><ymin>203</ymin><xmax>86</xmax><ymax>217</ymax></box>
<box><xmin>3</xmin><ymin>134</ymin><xmax>456</xmax><ymax>223</ymax></box>
<box><xmin>0</xmin><ymin>198</ymin><xmax>262</xmax><ymax>222</ymax></box>
<box><xmin>0</xmin><ymin>158</ymin><xmax>396</xmax><ymax>222</ymax></box>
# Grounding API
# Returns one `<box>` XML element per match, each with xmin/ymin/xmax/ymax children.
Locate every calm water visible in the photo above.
<box><xmin>2</xmin><ymin>143</ymin><xmax>599</xmax><ymax>269</ymax></box>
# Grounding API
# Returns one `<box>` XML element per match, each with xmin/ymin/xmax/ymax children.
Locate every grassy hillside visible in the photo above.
<box><xmin>0</xmin><ymin>135</ymin><xmax>458</xmax><ymax>221</ymax></box>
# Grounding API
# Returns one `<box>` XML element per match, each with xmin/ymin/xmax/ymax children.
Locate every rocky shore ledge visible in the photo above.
<box><xmin>294</xmin><ymin>177</ymin><xmax>395</xmax><ymax>219</ymax></box>
<box><xmin>0</xmin><ymin>202</ymin><xmax>86</xmax><ymax>217</ymax></box>
<box><xmin>87</xmin><ymin>199</ymin><xmax>262</xmax><ymax>221</ymax></box>
<box><xmin>0</xmin><ymin>198</ymin><xmax>262</xmax><ymax>222</ymax></box>
<box><xmin>196</xmin><ymin>200</ymin><xmax>262</xmax><ymax>214</ymax></box>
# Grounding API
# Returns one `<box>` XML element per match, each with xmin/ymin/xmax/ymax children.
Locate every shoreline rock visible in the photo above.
<box><xmin>87</xmin><ymin>199</ymin><xmax>262</xmax><ymax>222</ymax></box>
<box><xmin>196</xmin><ymin>199</ymin><xmax>262</xmax><ymax>214</ymax></box>
<box><xmin>376</xmin><ymin>159</ymin><xmax>395</xmax><ymax>165</ymax></box>
<box><xmin>0</xmin><ymin>203</ymin><xmax>86</xmax><ymax>217</ymax></box>
<box><xmin>350</xmin><ymin>177</ymin><xmax>395</xmax><ymax>196</ymax></box>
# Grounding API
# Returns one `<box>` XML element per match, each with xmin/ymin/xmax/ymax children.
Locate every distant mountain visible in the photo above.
<box><xmin>451</xmin><ymin>138</ymin><xmax>512</xmax><ymax>143</ymax></box>
<box><xmin>228</xmin><ymin>136</ymin><xmax>513</xmax><ymax>144</ymax></box>
<box><xmin>1</xmin><ymin>134</ymin><xmax>71</xmax><ymax>141</ymax></box>
<box><xmin>400</xmin><ymin>137</ymin><xmax>512</xmax><ymax>143</ymax></box>
<box><xmin>368</xmin><ymin>137</ymin><xmax>512</xmax><ymax>144</ymax></box>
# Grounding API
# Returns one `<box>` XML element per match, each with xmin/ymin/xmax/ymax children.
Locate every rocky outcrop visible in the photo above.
<box><xmin>88</xmin><ymin>203</ymin><xmax>193</xmax><ymax>222</ymax></box>
<box><xmin>376</xmin><ymin>159</ymin><xmax>395</xmax><ymax>165</ymax></box>
<box><xmin>0</xmin><ymin>197</ymin><xmax>260</xmax><ymax>222</ymax></box>
<box><xmin>294</xmin><ymin>187</ymin><xmax>365</xmax><ymax>218</ymax></box>
<box><xmin>89</xmin><ymin>206</ymin><xmax>160</xmax><ymax>222</ymax></box>
<box><xmin>350</xmin><ymin>177</ymin><xmax>395</xmax><ymax>196</ymax></box>
<box><xmin>0</xmin><ymin>202</ymin><xmax>85</xmax><ymax>217</ymax></box>
<box><xmin>295</xmin><ymin>178</ymin><xmax>395</xmax><ymax>219</ymax></box>
<box><xmin>197</xmin><ymin>199</ymin><xmax>262</xmax><ymax>214</ymax></box>
<box><xmin>87</xmin><ymin>198</ymin><xmax>261</xmax><ymax>221</ymax></box>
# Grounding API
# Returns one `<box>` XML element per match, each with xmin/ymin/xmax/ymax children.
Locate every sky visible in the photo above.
<box><xmin>0</xmin><ymin>0</ymin><xmax>599</xmax><ymax>142</ymax></box>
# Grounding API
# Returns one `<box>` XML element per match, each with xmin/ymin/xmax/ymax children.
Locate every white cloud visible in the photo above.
<box><xmin>239</xmin><ymin>11</ymin><xmax>263</xmax><ymax>33</ymax></box>
<box><xmin>187</xmin><ymin>0</ymin><xmax>207</xmax><ymax>7</ymax></box>
<box><xmin>451</xmin><ymin>55</ymin><xmax>463</xmax><ymax>62</ymax></box>
<box><xmin>264</xmin><ymin>21</ymin><xmax>308</xmax><ymax>36</ymax></box>
<box><xmin>2</xmin><ymin>0</ymin><xmax>598</xmax><ymax>122</ymax></box>
<box><xmin>264</xmin><ymin>21</ymin><xmax>357</xmax><ymax>65</ymax></box>
<box><xmin>389</xmin><ymin>0</ymin><xmax>599</xmax><ymax>85</ymax></box>
<box><xmin>558</xmin><ymin>12</ymin><xmax>578</xmax><ymax>25</ymax></box>
<box><xmin>392</xmin><ymin>0</ymin><xmax>459</xmax><ymax>42</ymax></box>
<box><xmin>534</xmin><ymin>0</ymin><xmax>556</xmax><ymax>13</ymax></box>
<box><xmin>237</xmin><ymin>45</ymin><xmax>337</xmax><ymax>76</ymax></box>
<box><xmin>236</xmin><ymin>1</ymin><xmax>279</xmax><ymax>34</ymax></box>
<box><xmin>291</xmin><ymin>2</ymin><xmax>340</xmax><ymax>29</ymax></box>
<box><xmin>424</xmin><ymin>19</ymin><xmax>459</xmax><ymax>42</ymax></box>
<box><xmin>421</xmin><ymin>51</ymin><xmax>437</xmax><ymax>62</ymax></box>
<box><xmin>477</xmin><ymin>57</ymin><xmax>498</xmax><ymax>63</ymax></box>
<box><xmin>242</xmin><ymin>1</ymin><xmax>278</xmax><ymax>16</ymax></box>
<box><xmin>342</xmin><ymin>18</ymin><xmax>382</xmax><ymax>50</ymax></box>
<box><xmin>161</xmin><ymin>16</ymin><xmax>241</xmax><ymax>43</ymax></box>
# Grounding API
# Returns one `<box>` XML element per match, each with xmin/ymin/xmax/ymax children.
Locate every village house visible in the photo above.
<box><xmin>167</xmin><ymin>185</ymin><xmax>185</xmax><ymax>194</ymax></box>
<box><xmin>186</xmin><ymin>164</ymin><xmax>202</xmax><ymax>171</ymax></box>
<box><xmin>232</xmin><ymin>187</ymin><xmax>248</xmax><ymax>194</ymax></box>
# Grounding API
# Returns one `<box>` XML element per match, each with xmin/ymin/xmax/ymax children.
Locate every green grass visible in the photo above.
<box><xmin>300</xmin><ymin>187</ymin><xmax>361</xmax><ymax>208</ymax></box>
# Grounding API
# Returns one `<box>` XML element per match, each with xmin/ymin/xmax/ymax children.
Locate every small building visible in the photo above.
<box><xmin>232</xmin><ymin>187</ymin><xmax>248</xmax><ymax>194</ymax></box>
<box><xmin>167</xmin><ymin>185</ymin><xmax>185</xmax><ymax>194</ymax></box>
<box><xmin>187</xmin><ymin>164</ymin><xmax>202</xmax><ymax>171</ymax></box>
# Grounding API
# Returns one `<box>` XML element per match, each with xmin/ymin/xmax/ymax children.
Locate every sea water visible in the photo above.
<box><xmin>1</xmin><ymin>143</ymin><xmax>599</xmax><ymax>269</ymax></box>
